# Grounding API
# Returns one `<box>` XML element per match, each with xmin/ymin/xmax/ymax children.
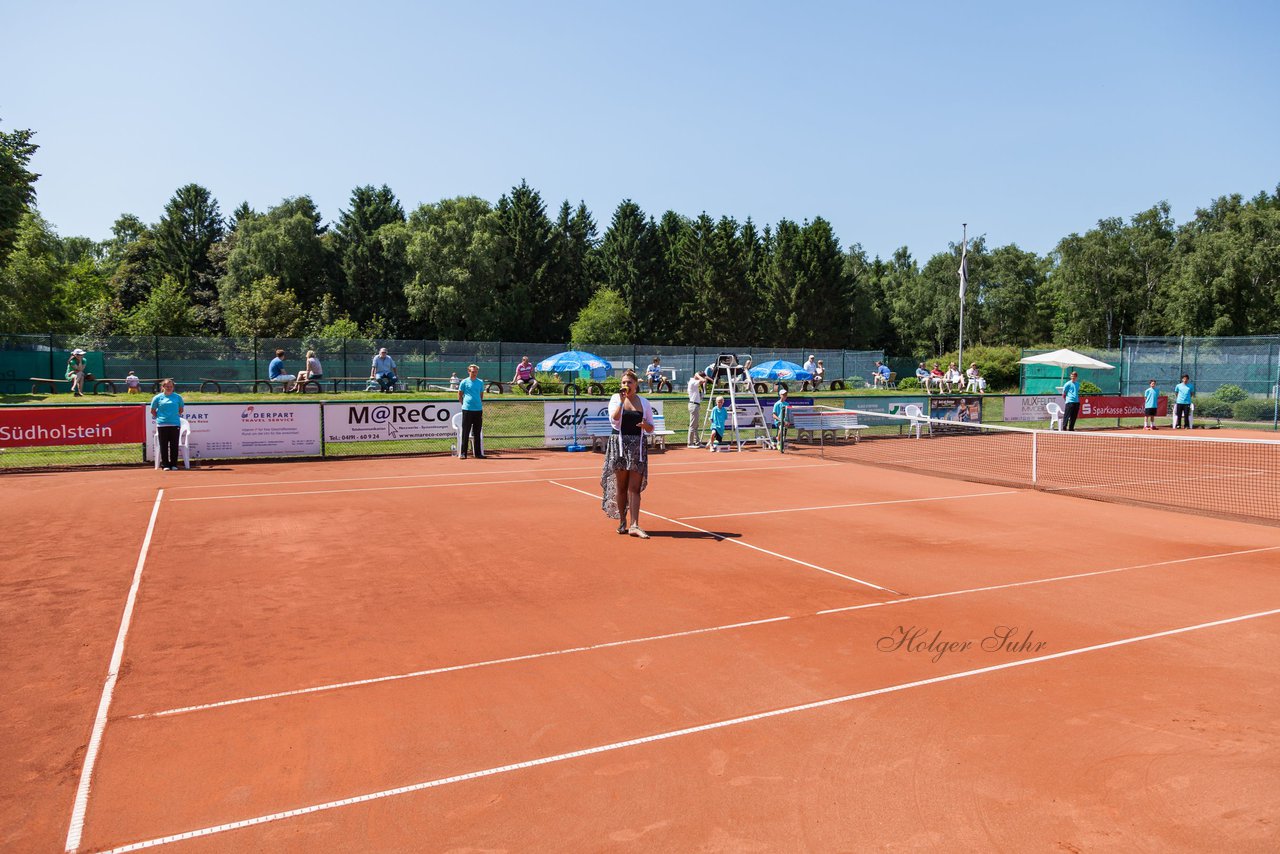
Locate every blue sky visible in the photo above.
<box><xmin>6</xmin><ymin>0</ymin><xmax>1278</xmax><ymax>260</ymax></box>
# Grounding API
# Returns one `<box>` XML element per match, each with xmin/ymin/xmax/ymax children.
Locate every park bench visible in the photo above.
<box><xmin>791</xmin><ymin>409</ymin><xmax>870</xmax><ymax>443</ymax></box>
<box><xmin>584</xmin><ymin>415</ymin><xmax>673</xmax><ymax>452</ymax></box>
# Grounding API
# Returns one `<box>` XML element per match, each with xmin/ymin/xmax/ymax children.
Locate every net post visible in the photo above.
<box><xmin>1031</xmin><ymin>430</ymin><xmax>1038</xmax><ymax>485</ymax></box>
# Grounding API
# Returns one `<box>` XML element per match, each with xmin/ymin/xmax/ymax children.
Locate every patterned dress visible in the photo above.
<box><xmin>601</xmin><ymin>406</ymin><xmax>648</xmax><ymax>519</ymax></box>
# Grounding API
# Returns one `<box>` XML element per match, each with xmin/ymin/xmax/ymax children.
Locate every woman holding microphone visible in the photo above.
<box><xmin>601</xmin><ymin>369</ymin><xmax>655</xmax><ymax>538</ymax></box>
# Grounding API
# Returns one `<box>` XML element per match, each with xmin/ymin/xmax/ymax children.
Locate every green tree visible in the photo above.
<box><xmin>493</xmin><ymin>180</ymin><xmax>554</xmax><ymax>339</ymax></box>
<box><xmin>980</xmin><ymin>244</ymin><xmax>1048</xmax><ymax>345</ymax></box>
<box><xmin>222</xmin><ymin>196</ymin><xmax>335</xmax><ymax>309</ymax></box>
<box><xmin>547</xmin><ymin>200</ymin><xmax>598</xmax><ymax>342</ymax></box>
<box><xmin>403</xmin><ymin>197</ymin><xmax>505</xmax><ymax>340</ymax></box>
<box><xmin>333</xmin><ymin>185</ymin><xmax>408</xmax><ymax>332</ymax></box>
<box><xmin>1164</xmin><ymin>187</ymin><xmax>1280</xmax><ymax>335</ymax></box>
<box><xmin>122</xmin><ymin>275</ymin><xmax>201</xmax><ymax>336</ymax></box>
<box><xmin>569</xmin><ymin>287</ymin><xmax>629</xmax><ymax>344</ymax></box>
<box><xmin>221</xmin><ymin>275</ymin><xmax>305</xmax><ymax>338</ymax></box>
<box><xmin>154</xmin><ymin>183</ymin><xmax>224</xmax><ymax>298</ymax></box>
<box><xmin>0</xmin><ymin>211</ymin><xmax>65</xmax><ymax>331</ymax></box>
<box><xmin>0</xmin><ymin>120</ymin><xmax>40</xmax><ymax>265</ymax></box>
<box><xmin>598</xmin><ymin>200</ymin><xmax>661</xmax><ymax>341</ymax></box>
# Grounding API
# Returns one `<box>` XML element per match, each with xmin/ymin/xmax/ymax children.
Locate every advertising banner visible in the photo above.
<box><xmin>544</xmin><ymin>399</ymin><xmax>665</xmax><ymax>447</ymax></box>
<box><xmin>842</xmin><ymin>396</ymin><xmax>928</xmax><ymax>426</ymax></box>
<box><xmin>1080</xmin><ymin>395</ymin><xmax>1168</xmax><ymax>419</ymax></box>
<box><xmin>145</xmin><ymin>403</ymin><xmax>322</xmax><ymax>460</ymax></box>
<box><xmin>324</xmin><ymin>401</ymin><xmax>460</xmax><ymax>443</ymax></box>
<box><xmin>1003</xmin><ymin>395</ymin><xmax>1167</xmax><ymax>422</ymax></box>
<box><xmin>1002</xmin><ymin>395</ymin><xmax>1061</xmax><ymax>423</ymax></box>
<box><xmin>929</xmin><ymin>396</ymin><xmax>983</xmax><ymax>431</ymax></box>
<box><xmin>0</xmin><ymin>406</ymin><xmax>145</xmax><ymax>447</ymax></box>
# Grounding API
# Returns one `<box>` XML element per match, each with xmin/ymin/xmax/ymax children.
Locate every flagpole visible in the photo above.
<box><xmin>958</xmin><ymin>223</ymin><xmax>968</xmax><ymax>375</ymax></box>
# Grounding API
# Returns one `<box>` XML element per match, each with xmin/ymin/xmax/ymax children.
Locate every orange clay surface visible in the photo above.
<box><xmin>3</xmin><ymin>448</ymin><xmax>1279</xmax><ymax>852</ymax></box>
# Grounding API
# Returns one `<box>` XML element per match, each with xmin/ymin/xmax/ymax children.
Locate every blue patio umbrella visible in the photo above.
<box><xmin>537</xmin><ymin>350</ymin><xmax>613</xmax><ymax>379</ymax></box>
<box><xmin>537</xmin><ymin>350</ymin><xmax>613</xmax><ymax>452</ymax></box>
<box><xmin>749</xmin><ymin>359</ymin><xmax>814</xmax><ymax>381</ymax></box>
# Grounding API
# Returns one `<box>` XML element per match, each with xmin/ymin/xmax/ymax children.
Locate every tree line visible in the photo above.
<box><xmin>2</xmin><ymin>119</ymin><xmax>1278</xmax><ymax>353</ymax></box>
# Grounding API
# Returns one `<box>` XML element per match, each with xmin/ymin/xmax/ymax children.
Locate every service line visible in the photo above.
<box><xmin>680</xmin><ymin>489</ymin><xmax>1017</xmax><ymax>520</ymax></box>
<box><xmin>549</xmin><ymin>480</ymin><xmax>901</xmax><ymax>594</ymax></box>
<box><xmin>134</xmin><ymin>543</ymin><xmax>1280</xmax><ymax>720</ymax></box>
<box><xmin>102</xmin><ymin>606</ymin><xmax>1280</xmax><ymax>853</ymax></box>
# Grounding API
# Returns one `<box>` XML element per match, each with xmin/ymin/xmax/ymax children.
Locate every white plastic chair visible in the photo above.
<box><xmin>903</xmin><ymin>403</ymin><xmax>927</xmax><ymax>439</ymax></box>
<box><xmin>451</xmin><ymin>411</ymin><xmax>484</xmax><ymax>457</ymax></box>
<box><xmin>1045</xmin><ymin>401</ymin><xmax>1063</xmax><ymax>430</ymax></box>
<box><xmin>153</xmin><ymin>417</ymin><xmax>191</xmax><ymax>469</ymax></box>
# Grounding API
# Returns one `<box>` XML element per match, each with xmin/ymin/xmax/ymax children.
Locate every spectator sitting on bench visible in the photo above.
<box><xmin>944</xmin><ymin>362</ymin><xmax>964</xmax><ymax>390</ymax></box>
<box><xmin>872</xmin><ymin>360</ymin><xmax>892</xmax><ymax>388</ymax></box>
<box><xmin>125</xmin><ymin>371</ymin><xmax>141</xmax><ymax>394</ymax></box>
<box><xmin>646</xmin><ymin>357</ymin><xmax>663</xmax><ymax>392</ymax></box>
<box><xmin>269</xmin><ymin>349</ymin><xmax>296</xmax><ymax>389</ymax></box>
<box><xmin>294</xmin><ymin>349</ymin><xmax>323</xmax><ymax>393</ymax></box>
<box><xmin>371</xmin><ymin>347</ymin><xmax>398</xmax><ymax>392</ymax></box>
<box><xmin>813</xmin><ymin>359</ymin><xmax>825</xmax><ymax>389</ymax></box>
<box><xmin>512</xmin><ymin>355</ymin><xmax>539</xmax><ymax>394</ymax></box>
<box><xmin>915</xmin><ymin>362</ymin><xmax>930</xmax><ymax>391</ymax></box>
<box><xmin>66</xmin><ymin>349</ymin><xmax>88</xmax><ymax>397</ymax></box>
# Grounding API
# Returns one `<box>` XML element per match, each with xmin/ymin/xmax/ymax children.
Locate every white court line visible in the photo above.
<box><xmin>166</xmin><ymin>457</ymin><xmax>817</xmax><ymax>491</ymax></box>
<box><xmin>100</xmin><ymin>606</ymin><xmax>1280</xmax><ymax>854</ymax></box>
<box><xmin>549</xmin><ymin>481</ymin><xmax>900</xmax><ymax>594</ymax></box>
<box><xmin>136</xmin><ymin>543</ymin><xmax>1280</xmax><ymax>720</ymax></box>
<box><xmin>65</xmin><ymin>490</ymin><xmax>165</xmax><ymax>854</ymax></box>
<box><xmin>814</xmin><ymin>545</ymin><xmax>1280</xmax><ymax>614</ymax></box>
<box><xmin>134</xmin><ymin>616</ymin><xmax>793</xmax><ymax>719</ymax></box>
<box><xmin>169</xmin><ymin>463</ymin><xmax>830</xmax><ymax>502</ymax></box>
<box><xmin>680</xmin><ymin>490</ymin><xmax>1017</xmax><ymax>520</ymax></box>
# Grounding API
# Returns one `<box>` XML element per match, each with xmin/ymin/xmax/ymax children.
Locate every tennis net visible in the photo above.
<box><xmin>786</xmin><ymin>406</ymin><xmax>1280</xmax><ymax>526</ymax></box>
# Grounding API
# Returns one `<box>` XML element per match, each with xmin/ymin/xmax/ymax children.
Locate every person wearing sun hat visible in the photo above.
<box><xmin>65</xmin><ymin>348</ymin><xmax>88</xmax><ymax>397</ymax></box>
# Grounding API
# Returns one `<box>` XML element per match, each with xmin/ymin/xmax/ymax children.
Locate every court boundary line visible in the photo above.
<box><xmin>133</xmin><ymin>543</ymin><xmax>1280</xmax><ymax>720</ymax></box>
<box><xmin>98</xmin><ymin>606</ymin><xmax>1280</xmax><ymax>854</ymax></box>
<box><xmin>680</xmin><ymin>489</ymin><xmax>1017</xmax><ymax>520</ymax></box>
<box><xmin>64</xmin><ymin>489</ymin><xmax>165</xmax><ymax>854</ymax></box>
<box><xmin>169</xmin><ymin>462</ymin><xmax>831</xmax><ymax>503</ymax></box>
<box><xmin>165</xmin><ymin>456</ymin><xmax>821</xmax><ymax>491</ymax></box>
<box><xmin>549</xmin><ymin>480</ymin><xmax>901</xmax><ymax>594</ymax></box>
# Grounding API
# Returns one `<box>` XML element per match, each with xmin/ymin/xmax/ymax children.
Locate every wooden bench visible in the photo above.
<box><xmin>791</xmin><ymin>410</ymin><xmax>870</xmax><ymax>443</ymax></box>
<box><xmin>584</xmin><ymin>415</ymin><xmax>674</xmax><ymax>452</ymax></box>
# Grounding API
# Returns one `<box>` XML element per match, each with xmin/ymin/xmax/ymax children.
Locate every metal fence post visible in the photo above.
<box><xmin>253</xmin><ymin>337</ymin><xmax>260</xmax><ymax>381</ymax></box>
<box><xmin>48</xmin><ymin>332</ymin><xmax>54</xmax><ymax>379</ymax></box>
<box><xmin>154</xmin><ymin>336</ymin><xmax>161</xmax><ymax>380</ymax></box>
<box><xmin>342</xmin><ymin>338</ymin><xmax>348</xmax><ymax>385</ymax></box>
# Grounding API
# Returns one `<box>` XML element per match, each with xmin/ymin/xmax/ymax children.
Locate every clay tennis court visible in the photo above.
<box><xmin>5</xmin><ymin>442</ymin><xmax>1280</xmax><ymax>852</ymax></box>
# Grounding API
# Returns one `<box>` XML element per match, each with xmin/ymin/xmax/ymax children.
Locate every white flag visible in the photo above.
<box><xmin>958</xmin><ymin>242</ymin><xmax>968</xmax><ymax>301</ymax></box>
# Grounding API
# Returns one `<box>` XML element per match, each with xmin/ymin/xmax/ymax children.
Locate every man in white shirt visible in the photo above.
<box><xmin>686</xmin><ymin>371</ymin><xmax>707</xmax><ymax>447</ymax></box>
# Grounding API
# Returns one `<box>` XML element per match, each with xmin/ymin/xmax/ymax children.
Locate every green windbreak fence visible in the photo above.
<box><xmin>1019</xmin><ymin>347</ymin><xmax>1122</xmax><ymax>394</ymax></box>
<box><xmin>1120</xmin><ymin>335</ymin><xmax>1280</xmax><ymax>397</ymax></box>
<box><xmin>0</xmin><ymin>334</ymin><xmax>884</xmax><ymax>395</ymax></box>
<box><xmin>1021</xmin><ymin>335</ymin><xmax>1280</xmax><ymax>398</ymax></box>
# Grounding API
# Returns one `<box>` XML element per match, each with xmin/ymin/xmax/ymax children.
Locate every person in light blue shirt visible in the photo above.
<box><xmin>1061</xmin><ymin>371</ymin><xmax>1081</xmax><ymax>431</ymax></box>
<box><xmin>709</xmin><ymin>396</ymin><xmax>729</xmax><ymax>451</ymax></box>
<box><xmin>771</xmin><ymin>389</ymin><xmax>790</xmax><ymax>452</ymax></box>
<box><xmin>456</xmin><ymin>363</ymin><xmax>486</xmax><ymax>458</ymax></box>
<box><xmin>873</xmin><ymin>361</ymin><xmax>892</xmax><ymax>387</ymax></box>
<box><xmin>371</xmin><ymin>347</ymin><xmax>398</xmax><ymax>393</ymax></box>
<box><xmin>1143</xmin><ymin>380</ymin><xmax>1160</xmax><ymax>430</ymax></box>
<box><xmin>1174</xmin><ymin>374</ymin><xmax>1194</xmax><ymax>428</ymax></box>
<box><xmin>149</xmin><ymin>378</ymin><xmax>185</xmax><ymax>470</ymax></box>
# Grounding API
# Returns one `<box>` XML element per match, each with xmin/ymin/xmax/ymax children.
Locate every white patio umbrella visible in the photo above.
<box><xmin>1019</xmin><ymin>348</ymin><xmax>1115</xmax><ymax>385</ymax></box>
